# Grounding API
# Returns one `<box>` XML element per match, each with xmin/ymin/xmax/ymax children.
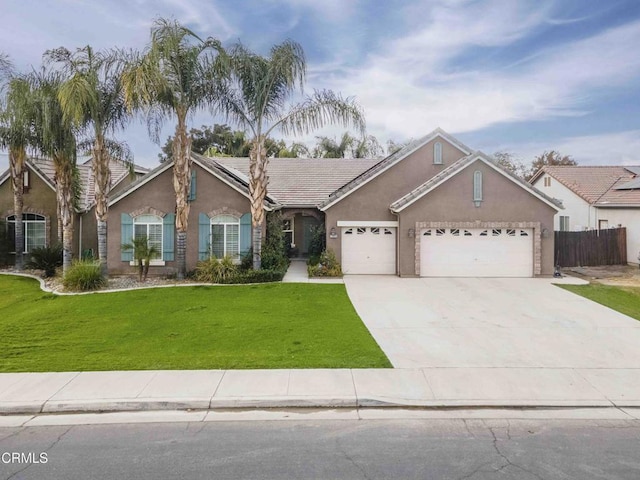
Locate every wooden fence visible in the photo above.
<box><xmin>555</xmin><ymin>227</ymin><xmax>627</xmax><ymax>267</ymax></box>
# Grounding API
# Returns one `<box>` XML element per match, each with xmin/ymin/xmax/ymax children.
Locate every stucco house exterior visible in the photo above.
<box><xmin>530</xmin><ymin>166</ymin><xmax>640</xmax><ymax>265</ymax></box>
<box><xmin>0</xmin><ymin>157</ymin><xmax>147</xmax><ymax>261</ymax></box>
<box><xmin>106</xmin><ymin>128</ymin><xmax>561</xmax><ymax>277</ymax></box>
<box><xmin>2</xmin><ymin>129</ymin><xmax>562</xmax><ymax>277</ymax></box>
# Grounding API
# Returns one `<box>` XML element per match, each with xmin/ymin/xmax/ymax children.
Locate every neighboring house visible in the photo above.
<box><xmin>530</xmin><ymin>165</ymin><xmax>640</xmax><ymax>265</ymax></box>
<box><xmin>108</xmin><ymin>128</ymin><xmax>561</xmax><ymax>277</ymax></box>
<box><xmin>0</xmin><ymin>157</ymin><xmax>147</xmax><ymax>261</ymax></box>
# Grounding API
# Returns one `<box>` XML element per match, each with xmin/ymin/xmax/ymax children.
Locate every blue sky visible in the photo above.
<box><xmin>1</xmin><ymin>0</ymin><xmax>640</xmax><ymax>171</ymax></box>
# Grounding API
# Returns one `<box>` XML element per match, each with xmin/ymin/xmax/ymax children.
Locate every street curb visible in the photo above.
<box><xmin>0</xmin><ymin>398</ymin><xmax>630</xmax><ymax>416</ymax></box>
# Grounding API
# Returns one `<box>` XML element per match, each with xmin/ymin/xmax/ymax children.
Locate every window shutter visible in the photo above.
<box><xmin>163</xmin><ymin>214</ymin><xmax>175</xmax><ymax>261</ymax></box>
<box><xmin>240</xmin><ymin>213</ymin><xmax>251</xmax><ymax>255</ymax></box>
<box><xmin>198</xmin><ymin>213</ymin><xmax>210</xmax><ymax>260</ymax></box>
<box><xmin>121</xmin><ymin>213</ymin><xmax>133</xmax><ymax>261</ymax></box>
<box><xmin>188</xmin><ymin>169</ymin><xmax>196</xmax><ymax>202</ymax></box>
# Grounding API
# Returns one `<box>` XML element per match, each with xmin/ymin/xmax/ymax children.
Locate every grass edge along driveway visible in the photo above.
<box><xmin>0</xmin><ymin>275</ymin><xmax>391</xmax><ymax>372</ymax></box>
<box><xmin>558</xmin><ymin>283</ymin><xmax>640</xmax><ymax>322</ymax></box>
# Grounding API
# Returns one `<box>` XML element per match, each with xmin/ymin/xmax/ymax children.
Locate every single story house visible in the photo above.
<box><xmin>107</xmin><ymin>129</ymin><xmax>561</xmax><ymax>277</ymax></box>
<box><xmin>530</xmin><ymin>165</ymin><xmax>640</xmax><ymax>265</ymax></box>
<box><xmin>0</xmin><ymin>157</ymin><xmax>147</xmax><ymax>260</ymax></box>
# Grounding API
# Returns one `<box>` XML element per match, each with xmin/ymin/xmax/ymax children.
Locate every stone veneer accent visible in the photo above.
<box><xmin>207</xmin><ymin>207</ymin><xmax>243</xmax><ymax>219</ymax></box>
<box><xmin>414</xmin><ymin>221</ymin><xmax>542</xmax><ymax>276</ymax></box>
<box><xmin>129</xmin><ymin>206</ymin><xmax>167</xmax><ymax>218</ymax></box>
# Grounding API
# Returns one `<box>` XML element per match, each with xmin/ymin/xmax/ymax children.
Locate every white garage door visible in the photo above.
<box><xmin>420</xmin><ymin>228</ymin><xmax>533</xmax><ymax>277</ymax></box>
<box><xmin>342</xmin><ymin>227</ymin><xmax>396</xmax><ymax>274</ymax></box>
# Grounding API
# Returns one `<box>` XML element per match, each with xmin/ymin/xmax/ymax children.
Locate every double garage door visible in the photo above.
<box><xmin>420</xmin><ymin>228</ymin><xmax>533</xmax><ymax>277</ymax></box>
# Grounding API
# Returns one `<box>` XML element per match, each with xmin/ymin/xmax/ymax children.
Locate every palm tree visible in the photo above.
<box><xmin>121</xmin><ymin>235</ymin><xmax>160</xmax><ymax>282</ymax></box>
<box><xmin>121</xmin><ymin>18</ymin><xmax>226</xmax><ymax>279</ymax></box>
<box><xmin>45</xmin><ymin>45</ymin><xmax>132</xmax><ymax>277</ymax></box>
<box><xmin>313</xmin><ymin>132</ymin><xmax>355</xmax><ymax>158</ymax></box>
<box><xmin>31</xmin><ymin>69</ymin><xmax>77</xmax><ymax>273</ymax></box>
<box><xmin>0</xmin><ymin>61</ymin><xmax>37</xmax><ymax>270</ymax></box>
<box><xmin>219</xmin><ymin>40</ymin><xmax>365</xmax><ymax>269</ymax></box>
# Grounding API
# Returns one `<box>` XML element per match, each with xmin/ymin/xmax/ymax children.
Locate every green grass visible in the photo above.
<box><xmin>0</xmin><ymin>275</ymin><xmax>391</xmax><ymax>372</ymax></box>
<box><xmin>559</xmin><ymin>283</ymin><xmax>640</xmax><ymax>322</ymax></box>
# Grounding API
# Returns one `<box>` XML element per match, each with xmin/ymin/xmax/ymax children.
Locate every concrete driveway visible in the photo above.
<box><xmin>344</xmin><ymin>276</ymin><xmax>640</xmax><ymax>369</ymax></box>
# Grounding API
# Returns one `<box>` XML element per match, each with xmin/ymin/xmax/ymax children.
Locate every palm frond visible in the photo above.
<box><xmin>269</xmin><ymin>89</ymin><xmax>365</xmax><ymax>138</ymax></box>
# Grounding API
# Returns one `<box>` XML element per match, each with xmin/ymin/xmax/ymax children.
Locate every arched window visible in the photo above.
<box><xmin>133</xmin><ymin>214</ymin><xmax>163</xmax><ymax>259</ymax></box>
<box><xmin>6</xmin><ymin>213</ymin><xmax>46</xmax><ymax>253</ymax></box>
<box><xmin>433</xmin><ymin>142</ymin><xmax>443</xmax><ymax>165</ymax></box>
<box><xmin>211</xmin><ymin>214</ymin><xmax>240</xmax><ymax>260</ymax></box>
<box><xmin>473</xmin><ymin>170</ymin><xmax>483</xmax><ymax>207</ymax></box>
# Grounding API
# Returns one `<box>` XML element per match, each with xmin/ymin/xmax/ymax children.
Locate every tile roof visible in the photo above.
<box><xmin>216</xmin><ymin>156</ymin><xmax>380</xmax><ymax>207</ymax></box>
<box><xmin>0</xmin><ymin>157</ymin><xmax>148</xmax><ymax>212</ymax></box>
<box><xmin>541</xmin><ymin>166</ymin><xmax>640</xmax><ymax>206</ymax></box>
<box><xmin>390</xmin><ymin>152</ymin><xmax>562</xmax><ymax>212</ymax></box>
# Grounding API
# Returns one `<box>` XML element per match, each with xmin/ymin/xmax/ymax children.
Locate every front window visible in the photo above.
<box><xmin>283</xmin><ymin>218</ymin><xmax>294</xmax><ymax>247</ymax></box>
<box><xmin>133</xmin><ymin>214</ymin><xmax>163</xmax><ymax>260</ymax></box>
<box><xmin>7</xmin><ymin>214</ymin><xmax>46</xmax><ymax>253</ymax></box>
<box><xmin>434</xmin><ymin>142</ymin><xmax>443</xmax><ymax>164</ymax></box>
<box><xmin>211</xmin><ymin>214</ymin><xmax>240</xmax><ymax>260</ymax></box>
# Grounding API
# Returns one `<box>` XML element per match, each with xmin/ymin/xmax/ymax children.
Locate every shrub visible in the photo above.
<box><xmin>307</xmin><ymin>254</ymin><xmax>321</xmax><ymax>267</ymax></box>
<box><xmin>240</xmin><ymin>248</ymin><xmax>253</xmax><ymax>271</ymax></box>
<box><xmin>63</xmin><ymin>260</ymin><xmax>106</xmax><ymax>291</ymax></box>
<box><xmin>261</xmin><ymin>211</ymin><xmax>289</xmax><ymax>271</ymax></box>
<box><xmin>195</xmin><ymin>255</ymin><xmax>238</xmax><ymax>283</ymax></box>
<box><xmin>26</xmin><ymin>244</ymin><xmax>63</xmax><ymax>277</ymax></box>
<box><xmin>223</xmin><ymin>268</ymin><xmax>286</xmax><ymax>284</ymax></box>
<box><xmin>307</xmin><ymin>224</ymin><xmax>326</xmax><ymax>257</ymax></box>
<box><xmin>307</xmin><ymin>249</ymin><xmax>342</xmax><ymax>277</ymax></box>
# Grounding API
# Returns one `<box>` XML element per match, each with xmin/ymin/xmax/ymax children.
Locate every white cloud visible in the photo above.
<box><xmin>310</xmin><ymin>2</ymin><xmax>640</xmax><ymax>146</ymax></box>
<box><xmin>497</xmin><ymin>130</ymin><xmax>640</xmax><ymax>166</ymax></box>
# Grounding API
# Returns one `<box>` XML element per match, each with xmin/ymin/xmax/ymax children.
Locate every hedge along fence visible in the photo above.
<box><xmin>555</xmin><ymin>227</ymin><xmax>627</xmax><ymax>267</ymax></box>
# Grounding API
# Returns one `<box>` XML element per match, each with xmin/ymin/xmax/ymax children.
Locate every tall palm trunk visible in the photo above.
<box><xmin>54</xmin><ymin>155</ymin><xmax>75</xmax><ymax>273</ymax></box>
<box><xmin>173</xmin><ymin>110</ymin><xmax>192</xmax><ymax>279</ymax></box>
<box><xmin>249</xmin><ymin>138</ymin><xmax>268</xmax><ymax>270</ymax></box>
<box><xmin>93</xmin><ymin>135</ymin><xmax>111</xmax><ymax>276</ymax></box>
<box><xmin>8</xmin><ymin>147</ymin><xmax>26</xmax><ymax>270</ymax></box>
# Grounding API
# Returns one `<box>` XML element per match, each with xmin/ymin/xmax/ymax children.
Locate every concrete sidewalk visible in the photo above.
<box><xmin>1</xmin><ymin>367</ymin><xmax>640</xmax><ymax>415</ymax></box>
<box><xmin>282</xmin><ymin>259</ymin><xmax>343</xmax><ymax>283</ymax></box>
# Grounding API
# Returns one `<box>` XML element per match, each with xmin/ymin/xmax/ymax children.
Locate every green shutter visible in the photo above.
<box><xmin>198</xmin><ymin>213</ymin><xmax>210</xmax><ymax>260</ymax></box>
<box><xmin>240</xmin><ymin>213</ymin><xmax>251</xmax><ymax>255</ymax></box>
<box><xmin>163</xmin><ymin>214</ymin><xmax>175</xmax><ymax>261</ymax></box>
<box><xmin>188</xmin><ymin>169</ymin><xmax>196</xmax><ymax>202</ymax></box>
<box><xmin>121</xmin><ymin>213</ymin><xmax>133</xmax><ymax>261</ymax></box>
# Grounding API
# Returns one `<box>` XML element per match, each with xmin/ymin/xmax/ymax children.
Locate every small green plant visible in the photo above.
<box><xmin>195</xmin><ymin>255</ymin><xmax>238</xmax><ymax>283</ymax></box>
<box><xmin>307</xmin><ymin>249</ymin><xmax>342</xmax><ymax>277</ymax></box>
<box><xmin>26</xmin><ymin>244</ymin><xmax>63</xmax><ymax>277</ymax></box>
<box><xmin>223</xmin><ymin>268</ymin><xmax>286</xmax><ymax>284</ymax></box>
<box><xmin>62</xmin><ymin>260</ymin><xmax>106</xmax><ymax>291</ymax></box>
<box><xmin>121</xmin><ymin>236</ymin><xmax>160</xmax><ymax>281</ymax></box>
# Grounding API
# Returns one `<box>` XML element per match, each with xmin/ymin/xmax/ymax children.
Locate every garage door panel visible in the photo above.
<box><xmin>420</xmin><ymin>228</ymin><xmax>533</xmax><ymax>277</ymax></box>
<box><xmin>342</xmin><ymin>227</ymin><xmax>396</xmax><ymax>274</ymax></box>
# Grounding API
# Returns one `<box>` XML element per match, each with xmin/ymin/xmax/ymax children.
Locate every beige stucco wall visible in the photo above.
<box><xmin>107</xmin><ymin>163</ymin><xmax>253</xmax><ymax>275</ymax></box>
<box><xmin>324</xmin><ymin>138</ymin><xmax>468</xmax><ymax>262</ymax></box>
<box><xmin>398</xmin><ymin>161</ymin><xmax>557</xmax><ymax>276</ymax></box>
<box><xmin>0</xmin><ymin>167</ymin><xmax>59</xmax><ymax>260</ymax></box>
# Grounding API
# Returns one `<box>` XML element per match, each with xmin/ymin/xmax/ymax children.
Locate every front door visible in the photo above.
<box><xmin>302</xmin><ymin>216</ymin><xmax>321</xmax><ymax>254</ymax></box>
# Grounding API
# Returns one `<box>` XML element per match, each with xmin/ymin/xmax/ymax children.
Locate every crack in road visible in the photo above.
<box><xmin>489</xmin><ymin>426</ymin><xmax>546</xmax><ymax>480</ymax></box>
<box><xmin>4</xmin><ymin>426</ymin><xmax>73</xmax><ymax>480</ymax></box>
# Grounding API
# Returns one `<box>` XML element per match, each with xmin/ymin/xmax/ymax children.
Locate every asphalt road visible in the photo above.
<box><xmin>1</xmin><ymin>418</ymin><xmax>640</xmax><ymax>479</ymax></box>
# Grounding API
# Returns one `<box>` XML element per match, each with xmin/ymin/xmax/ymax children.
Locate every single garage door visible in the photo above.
<box><xmin>342</xmin><ymin>226</ymin><xmax>396</xmax><ymax>274</ymax></box>
<box><xmin>420</xmin><ymin>228</ymin><xmax>533</xmax><ymax>277</ymax></box>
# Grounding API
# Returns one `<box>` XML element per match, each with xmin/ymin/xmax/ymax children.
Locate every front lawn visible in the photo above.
<box><xmin>0</xmin><ymin>275</ymin><xmax>391</xmax><ymax>372</ymax></box>
<box><xmin>558</xmin><ymin>283</ymin><xmax>640</xmax><ymax>322</ymax></box>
